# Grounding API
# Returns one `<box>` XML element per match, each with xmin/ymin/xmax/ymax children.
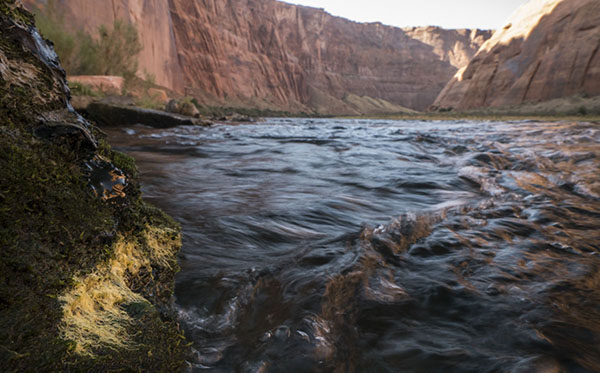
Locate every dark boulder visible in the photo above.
<box><xmin>87</xmin><ymin>102</ymin><xmax>211</xmax><ymax>128</ymax></box>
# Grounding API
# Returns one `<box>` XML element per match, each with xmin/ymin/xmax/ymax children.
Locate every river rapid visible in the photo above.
<box><xmin>105</xmin><ymin>118</ymin><xmax>600</xmax><ymax>372</ymax></box>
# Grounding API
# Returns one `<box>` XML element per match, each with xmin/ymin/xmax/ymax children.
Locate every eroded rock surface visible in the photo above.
<box><xmin>433</xmin><ymin>0</ymin><xmax>600</xmax><ymax>111</ymax></box>
<box><xmin>25</xmin><ymin>0</ymin><xmax>490</xmax><ymax>113</ymax></box>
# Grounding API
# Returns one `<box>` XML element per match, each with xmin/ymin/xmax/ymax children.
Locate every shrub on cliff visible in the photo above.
<box><xmin>33</xmin><ymin>1</ymin><xmax>142</xmax><ymax>79</ymax></box>
<box><xmin>93</xmin><ymin>20</ymin><xmax>142</xmax><ymax>79</ymax></box>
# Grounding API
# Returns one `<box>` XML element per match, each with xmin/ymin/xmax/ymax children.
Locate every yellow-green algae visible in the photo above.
<box><xmin>0</xmin><ymin>1</ymin><xmax>187</xmax><ymax>370</ymax></box>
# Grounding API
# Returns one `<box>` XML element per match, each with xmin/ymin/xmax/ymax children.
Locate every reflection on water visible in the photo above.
<box><xmin>105</xmin><ymin>119</ymin><xmax>600</xmax><ymax>372</ymax></box>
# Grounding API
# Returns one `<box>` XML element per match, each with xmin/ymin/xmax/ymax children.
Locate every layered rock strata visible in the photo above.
<box><xmin>433</xmin><ymin>0</ymin><xmax>600</xmax><ymax>110</ymax></box>
<box><xmin>25</xmin><ymin>0</ymin><xmax>491</xmax><ymax>113</ymax></box>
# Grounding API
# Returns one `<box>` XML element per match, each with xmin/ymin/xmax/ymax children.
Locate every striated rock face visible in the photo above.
<box><xmin>167</xmin><ymin>0</ymin><xmax>490</xmax><ymax>112</ymax></box>
<box><xmin>433</xmin><ymin>0</ymin><xmax>600</xmax><ymax>111</ymax></box>
<box><xmin>402</xmin><ymin>27</ymin><xmax>492</xmax><ymax>70</ymax></box>
<box><xmin>26</xmin><ymin>0</ymin><xmax>490</xmax><ymax>113</ymax></box>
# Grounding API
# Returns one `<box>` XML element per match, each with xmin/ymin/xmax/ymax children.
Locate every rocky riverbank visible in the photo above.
<box><xmin>0</xmin><ymin>1</ymin><xmax>187</xmax><ymax>370</ymax></box>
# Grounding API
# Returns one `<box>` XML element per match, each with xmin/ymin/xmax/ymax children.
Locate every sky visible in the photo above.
<box><xmin>283</xmin><ymin>0</ymin><xmax>530</xmax><ymax>30</ymax></box>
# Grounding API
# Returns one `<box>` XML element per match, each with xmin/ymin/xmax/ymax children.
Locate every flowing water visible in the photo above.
<box><xmin>105</xmin><ymin>119</ymin><xmax>600</xmax><ymax>372</ymax></box>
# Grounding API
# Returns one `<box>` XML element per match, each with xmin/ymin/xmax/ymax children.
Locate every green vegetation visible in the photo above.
<box><xmin>142</xmin><ymin>70</ymin><xmax>157</xmax><ymax>87</ymax></box>
<box><xmin>196</xmin><ymin>104</ymin><xmax>326</xmax><ymax>119</ymax></box>
<box><xmin>93</xmin><ymin>20</ymin><xmax>142</xmax><ymax>78</ymax></box>
<box><xmin>136</xmin><ymin>92</ymin><xmax>164</xmax><ymax>110</ymax></box>
<box><xmin>69</xmin><ymin>82</ymin><xmax>103</xmax><ymax>98</ymax></box>
<box><xmin>341</xmin><ymin>95</ymin><xmax>600</xmax><ymax>122</ymax></box>
<box><xmin>33</xmin><ymin>0</ymin><xmax>142</xmax><ymax>79</ymax></box>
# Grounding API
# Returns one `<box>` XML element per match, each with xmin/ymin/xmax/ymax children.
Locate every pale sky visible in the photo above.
<box><xmin>284</xmin><ymin>0</ymin><xmax>530</xmax><ymax>30</ymax></box>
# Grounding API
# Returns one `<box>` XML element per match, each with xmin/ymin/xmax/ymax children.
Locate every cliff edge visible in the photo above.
<box><xmin>0</xmin><ymin>1</ymin><xmax>187</xmax><ymax>370</ymax></box>
<box><xmin>433</xmin><ymin>0</ymin><xmax>600</xmax><ymax>111</ymax></box>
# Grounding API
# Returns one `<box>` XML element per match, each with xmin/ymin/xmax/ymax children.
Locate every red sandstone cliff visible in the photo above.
<box><xmin>26</xmin><ymin>0</ymin><xmax>491</xmax><ymax>114</ymax></box>
<box><xmin>24</xmin><ymin>0</ymin><xmax>185</xmax><ymax>92</ymax></box>
<box><xmin>433</xmin><ymin>0</ymin><xmax>600</xmax><ymax>111</ymax></box>
<box><xmin>168</xmin><ymin>0</ymin><xmax>491</xmax><ymax>113</ymax></box>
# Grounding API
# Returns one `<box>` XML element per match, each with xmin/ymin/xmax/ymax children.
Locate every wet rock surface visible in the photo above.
<box><xmin>85</xmin><ymin>155</ymin><xmax>127</xmax><ymax>202</ymax></box>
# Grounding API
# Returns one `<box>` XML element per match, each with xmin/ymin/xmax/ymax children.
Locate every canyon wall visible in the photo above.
<box><xmin>433</xmin><ymin>0</ymin><xmax>600</xmax><ymax>111</ymax></box>
<box><xmin>26</xmin><ymin>0</ymin><xmax>491</xmax><ymax>113</ymax></box>
<box><xmin>23</xmin><ymin>0</ymin><xmax>185</xmax><ymax>91</ymax></box>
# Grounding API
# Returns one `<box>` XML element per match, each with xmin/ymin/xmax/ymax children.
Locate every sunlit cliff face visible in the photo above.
<box><xmin>434</xmin><ymin>0</ymin><xmax>600</xmax><ymax>110</ymax></box>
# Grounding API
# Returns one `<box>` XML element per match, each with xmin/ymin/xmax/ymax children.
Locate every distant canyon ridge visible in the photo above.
<box><xmin>24</xmin><ymin>0</ymin><xmax>491</xmax><ymax>114</ymax></box>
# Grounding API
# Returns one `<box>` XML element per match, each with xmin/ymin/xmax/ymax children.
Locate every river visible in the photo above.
<box><xmin>105</xmin><ymin>118</ymin><xmax>600</xmax><ymax>372</ymax></box>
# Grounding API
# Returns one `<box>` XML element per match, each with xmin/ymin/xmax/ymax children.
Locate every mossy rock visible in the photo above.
<box><xmin>0</xmin><ymin>2</ymin><xmax>188</xmax><ymax>370</ymax></box>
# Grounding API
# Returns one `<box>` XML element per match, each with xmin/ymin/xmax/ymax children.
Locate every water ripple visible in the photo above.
<box><xmin>106</xmin><ymin>119</ymin><xmax>600</xmax><ymax>372</ymax></box>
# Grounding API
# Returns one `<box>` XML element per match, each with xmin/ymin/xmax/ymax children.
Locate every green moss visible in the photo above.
<box><xmin>0</xmin><ymin>31</ymin><xmax>65</xmax><ymax>125</ymax></box>
<box><xmin>0</xmin><ymin>128</ymin><xmax>116</xmax><ymax>370</ymax></box>
<box><xmin>97</xmin><ymin>136</ymin><xmax>139</xmax><ymax>179</ymax></box>
<box><xmin>136</xmin><ymin>92</ymin><xmax>165</xmax><ymax>110</ymax></box>
<box><xmin>0</xmin><ymin>4</ymin><xmax>188</xmax><ymax>371</ymax></box>
<box><xmin>71</xmin><ymin>307</ymin><xmax>188</xmax><ymax>372</ymax></box>
<box><xmin>0</xmin><ymin>0</ymin><xmax>34</xmax><ymax>27</ymax></box>
<box><xmin>0</xmin><ymin>118</ymin><xmax>187</xmax><ymax>371</ymax></box>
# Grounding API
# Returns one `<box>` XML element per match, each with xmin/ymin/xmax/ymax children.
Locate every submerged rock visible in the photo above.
<box><xmin>0</xmin><ymin>1</ymin><xmax>187</xmax><ymax>370</ymax></box>
<box><xmin>217</xmin><ymin>112</ymin><xmax>257</xmax><ymax>123</ymax></box>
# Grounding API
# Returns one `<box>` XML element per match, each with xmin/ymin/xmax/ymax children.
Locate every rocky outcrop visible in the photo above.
<box><xmin>25</xmin><ymin>0</ymin><xmax>490</xmax><ymax>113</ymax></box>
<box><xmin>402</xmin><ymin>27</ymin><xmax>493</xmax><ymax>70</ymax></box>
<box><xmin>0</xmin><ymin>1</ymin><xmax>186</xmax><ymax>370</ymax></box>
<box><xmin>69</xmin><ymin>75</ymin><xmax>124</xmax><ymax>95</ymax></box>
<box><xmin>87</xmin><ymin>101</ymin><xmax>210</xmax><ymax>128</ymax></box>
<box><xmin>433</xmin><ymin>0</ymin><xmax>600</xmax><ymax>111</ymax></box>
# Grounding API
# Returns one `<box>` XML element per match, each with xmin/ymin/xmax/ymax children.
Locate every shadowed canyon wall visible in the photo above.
<box><xmin>433</xmin><ymin>0</ymin><xmax>600</xmax><ymax>111</ymax></box>
<box><xmin>24</xmin><ymin>0</ymin><xmax>186</xmax><ymax>92</ymax></box>
<box><xmin>26</xmin><ymin>0</ymin><xmax>491</xmax><ymax>113</ymax></box>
